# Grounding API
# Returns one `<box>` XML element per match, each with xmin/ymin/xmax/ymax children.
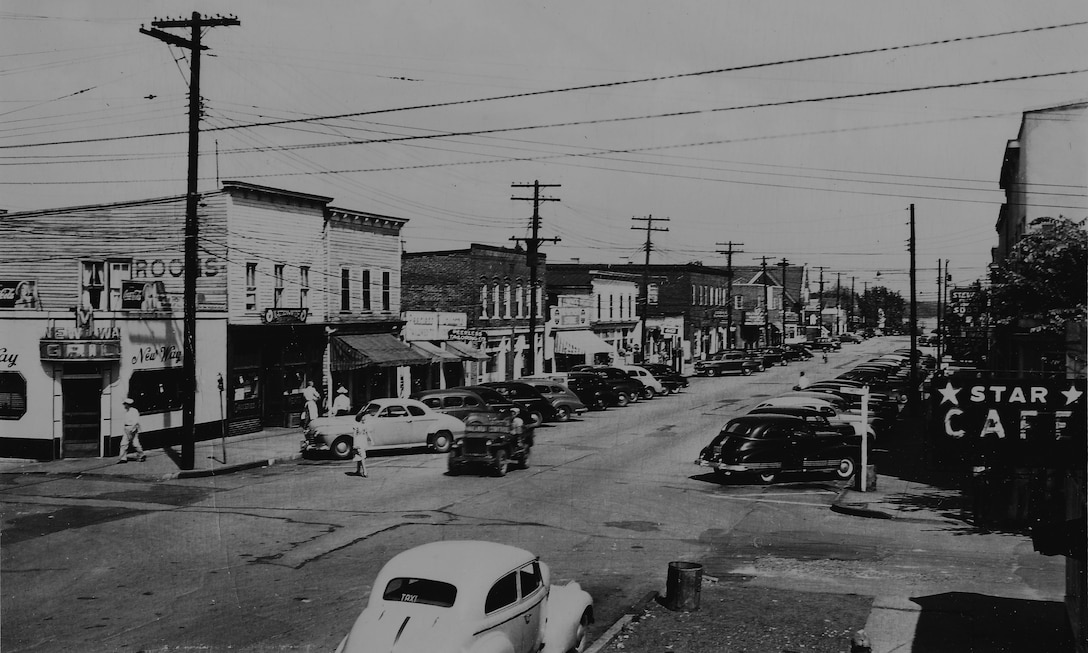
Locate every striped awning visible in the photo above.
<box><xmin>444</xmin><ymin>340</ymin><xmax>490</xmax><ymax>361</ymax></box>
<box><xmin>331</xmin><ymin>334</ymin><xmax>430</xmax><ymax>370</ymax></box>
<box><xmin>553</xmin><ymin>330</ymin><xmax>615</xmax><ymax>355</ymax></box>
<box><xmin>409</xmin><ymin>341</ymin><xmax>462</xmax><ymax>363</ymax></box>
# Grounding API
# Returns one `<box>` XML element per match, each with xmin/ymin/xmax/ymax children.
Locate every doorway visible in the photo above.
<box><xmin>62</xmin><ymin>372</ymin><xmax>102</xmax><ymax>457</ymax></box>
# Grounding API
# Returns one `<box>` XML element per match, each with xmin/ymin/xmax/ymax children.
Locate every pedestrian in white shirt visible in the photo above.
<box><xmin>117</xmin><ymin>398</ymin><xmax>146</xmax><ymax>463</ymax></box>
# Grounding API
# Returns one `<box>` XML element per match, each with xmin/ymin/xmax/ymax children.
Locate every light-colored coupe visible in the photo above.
<box><xmin>300</xmin><ymin>397</ymin><xmax>465</xmax><ymax>459</ymax></box>
<box><xmin>335</xmin><ymin>540</ymin><xmax>594</xmax><ymax>653</ymax></box>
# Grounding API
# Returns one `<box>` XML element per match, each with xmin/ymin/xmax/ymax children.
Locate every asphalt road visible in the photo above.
<box><xmin>1</xmin><ymin>338</ymin><xmax>1066</xmax><ymax>652</ymax></box>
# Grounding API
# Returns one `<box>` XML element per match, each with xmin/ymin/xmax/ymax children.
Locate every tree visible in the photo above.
<box><xmin>989</xmin><ymin>217</ymin><xmax>1087</xmax><ymax>335</ymax></box>
<box><xmin>857</xmin><ymin>286</ymin><xmax>905</xmax><ymax>330</ymax></box>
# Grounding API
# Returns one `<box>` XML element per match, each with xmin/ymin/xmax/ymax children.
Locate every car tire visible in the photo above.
<box><xmin>431</xmin><ymin>430</ymin><xmax>453</xmax><ymax>454</ymax></box>
<box><xmin>526</xmin><ymin>411</ymin><xmax>544</xmax><ymax>428</ymax></box>
<box><xmin>757</xmin><ymin>470</ymin><xmax>778</xmax><ymax>484</ymax></box>
<box><xmin>642</xmin><ymin>387</ymin><xmax>656</xmax><ymax>400</ymax></box>
<box><xmin>835</xmin><ymin>457</ymin><xmax>856</xmax><ymax>480</ymax></box>
<box><xmin>493</xmin><ymin>449</ymin><xmax>509</xmax><ymax>477</ymax></box>
<box><xmin>570</xmin><ymin>607</ymin><xmax>592</xmax><ymax>653</ymax></box>
<box><xmin>742</xmin><ymin>367</ymin><xmax>753</xmax><ymax>376</ymax></box>
<box><xmin>332</xmin><ymin>437</ymin><xmax>353</xmax><ymax>460</ymax></box>
<box><xmin>555</xmin><ymin>405</ymin><xmax>572</xmax><ymax>422</ymax></box>
<box><xmin>708</xmin><ymin>368</ymin><xmax>720</xmax><ymax>377</ymax></box>
<box><xmin>615</xmin><ymin>392</ymin><xmax>630</xmax><ymax>407</ymax></box>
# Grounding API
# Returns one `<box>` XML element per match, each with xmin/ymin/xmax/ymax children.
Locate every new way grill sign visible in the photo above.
<box><xmin>932</xmin><ymin>375</ymin><xmax>1086</xmax><ymax>466</ymax></box>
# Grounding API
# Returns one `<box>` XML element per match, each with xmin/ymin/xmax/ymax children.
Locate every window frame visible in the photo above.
<box><xmin>273</xmin><ymin>264</ymin><xmax>285</xmax><ymax>308</ymax></box>
<box><xmin>245</xmin><ymin>262</ymin><xmax>258</xmax><ymax>311</ymax></box>
<box><xmin>340</xmin><ymin>268</ymin><xmax>351</xmax><ymax>312</ymax></box>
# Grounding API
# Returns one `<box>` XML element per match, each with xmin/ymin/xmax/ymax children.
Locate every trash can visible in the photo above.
<box><xmin>664</xmin><ymin>561</ymin><xmax>702</xmax><ymax>611</ymax></box>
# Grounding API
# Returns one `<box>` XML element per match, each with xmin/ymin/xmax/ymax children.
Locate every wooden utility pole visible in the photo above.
<box><xmin>511</xmin><ymin>181</ymin><xmax>560</xmax><ymax>377</ymax></box>
<box><xmin>716</xmin><ymin>242</ymin><xmax>743</xmax><ymax>349</ymax></box>
<box><xmin>778</xmin><ymin>259</ymin><xmax>790</xmax><ymax>343</ymax></box>
<box><xmin>835</xmin><ymin>272</ymin><xmax>842</xmax><ymax>336</ymax></box>
<box><xmin>759</xmin><ymin>257</ymin><xmax>771</xmax><ymax>346</ymax></box>
<box><xmin>909</xmin><ymin>204</ymin><xmax>919</xmax><ymax>414</ymax></box>
<box><xmin>815</xmin><ymin>266</ymin><xmax>827</xmax><ymax>336</ymax></box>
<box><xmin>632</xmin><ymin>215</ymin><xmax>669</xmax><ymax>361</ymax></box>
<box><xmin>142</xmin><ymin>12</ymin><xmax>239</xmax><ymax>470</ymax></box>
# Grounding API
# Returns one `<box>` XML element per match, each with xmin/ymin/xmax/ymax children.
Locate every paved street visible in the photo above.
<box><xmin>1</xmin><ymin>338</ymin><xmax>1068</xmax><ymax>652</ymax></box>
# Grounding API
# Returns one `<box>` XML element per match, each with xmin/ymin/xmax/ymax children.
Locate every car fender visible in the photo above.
<box><xmin>541</xmin><ymin>581</ymin><xmax>593</xmax><ymax>653</ymax></box>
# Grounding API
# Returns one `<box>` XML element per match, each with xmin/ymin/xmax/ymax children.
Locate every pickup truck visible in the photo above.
<box><xmin>694</xmin><ymin>351</ymin><xmax>763</xmax><ymax>376</ymax></box>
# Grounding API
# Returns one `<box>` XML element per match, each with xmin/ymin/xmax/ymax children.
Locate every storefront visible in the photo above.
<box><xmin>0</xmin><ymin>312</ymin><xmax>226</xmax><ymax>460</ymax></box>
<box><xmin>329</xmin><ymin>332</ymin><xmax>430</xmax><ymax>403</ymax></box>
<box><xmin>550</xmin><ymin>329</ymin><xmax>615</xmax><ymax>371</ymax></box>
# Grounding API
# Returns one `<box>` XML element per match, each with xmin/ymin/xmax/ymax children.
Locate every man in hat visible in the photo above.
<box><xmin>117</xmin><ymin>398</ymin><xmax>146</xmax><ymax>463</ymax></box>
<box><xmin>332</xmin><ymin>385</ymin><xmax>352</xmax><ymax>416</ymax></box>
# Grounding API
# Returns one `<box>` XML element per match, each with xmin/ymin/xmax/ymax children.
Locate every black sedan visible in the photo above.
<box><xmin>695</xmin><ymin>414</ymin><xmax>860</xmax><ymax>484</ymax></box>
<box><xmin>565</xmin><ymin>373</ymin><xmax>621</xmax><ymax>409</ymax></box>
<box><xmin>479</xmin><ymin>381</ymin><xmax>558</xmax><ymax>426</ymax></box>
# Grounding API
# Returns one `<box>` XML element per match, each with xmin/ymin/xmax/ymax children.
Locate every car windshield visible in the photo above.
<box><xmin>358</xmin><ymin>403</ymin><xmax>383</xmax><ymax>418</ymax></box>
<box><xmin>383</xmin><ymin>577</ymin><xmax>457</xmax><ymax>608</ymax></box>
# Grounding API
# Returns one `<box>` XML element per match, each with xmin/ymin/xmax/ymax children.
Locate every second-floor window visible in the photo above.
<box><xmin>299</xmin><ymin>266</ymin><xmax>310</xmax><ymax>309</ymax></box>
<box><xmin>245</xmin><ymin>263</ymin><xmax>257</xmax><ymax>311</ymax></box>
<box><xmin>340</xmin><ymin>268</ymin><xmax>351</xmax><ymax>311</ymax></box>
<box><xmin>81</xmin><ymin>259</ymin><xmax>132</xmax><ymax>311</ymax></box>
<box><xmin>273</xmin><ymin>265</ymin><xmax>285</xmax><ymax>308</ymax></box>
<box><xmin>734</xmin><ymin>295</ymin><xmax>743</xmax><ymax>310</ymax></box>
<box><xmin>362</xmin><ymin>270</ymin><xmax>372</xmax><ymax>310</ymax></box>
<box><xmin>382</xmin><ymin>271</ymin><xmax>391</xmax><ymax>311</ymax></box>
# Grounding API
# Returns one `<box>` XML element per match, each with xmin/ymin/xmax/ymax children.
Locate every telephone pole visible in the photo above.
<box><xmin>778</xmin><ymin>259</ymin><xmax>790</xmax><ymax>343</ymax></box>
<box><xmin>835</xmin><ymin>272</ymin><xmax>842</xmax><ymax>336</ymax></box>
<box><xmin>908</xmin><ymin>204</ymin><xmax>919</xmax><ymax>414</ymax></box>
<box><xmin>760</xmin><ymin>257</ymin><xmax>771</xmax><ymax>346</ymax></box>
<box><xmin>142</xmin><ymin>12</ymin><xmax>239</xmax><ymax>470</ymax></box>
<box><xmin>815</xmin><ymin>266</ymin><xmax>827</xmax><ymax>336</ymax></box>
<box><xmin>633</xmin><ymin>215</ymin><xmax>669</xmax><ymax>361</ymax></box>
<box><xmin>511</xmin><ymin>181</ymin><xmax>560</xmax><ymax>376</ymax></box>
<box><xmin>716</xmin><ymin>242</ymin><xmax>743</xmax><ymax>349</ymax></box>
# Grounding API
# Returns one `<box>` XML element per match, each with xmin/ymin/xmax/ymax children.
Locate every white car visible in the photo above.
<box><xmin>300</xmin><ymin>397</ymin><xmax>465</xmax><ymax>459</ymax></box>
<box><xmin>616</xmin><ymin>364</ymin><xmax>667</xmax><ymax>399</ymax></box>
<box><xmin>335</xmin><ymin>540</ymin><xmax>594</xmax><ymax>653</ymax></box>
<box><xmin>752</xmin><ymin>396</ymin><xmax>877</xmax><ymax>438</ymax></box>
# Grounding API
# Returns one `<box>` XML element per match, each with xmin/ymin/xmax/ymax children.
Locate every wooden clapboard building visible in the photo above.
<box><xmin>0</xmin><ymin>181</ymin><xmax>419</xmax><ymax>459</ymax></box>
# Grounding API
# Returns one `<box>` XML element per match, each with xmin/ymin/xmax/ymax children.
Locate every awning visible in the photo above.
<box><xmin>331</xmin><ymin>334</ymin><xmax>430</xmax><ymax>370</ymax></box>
<box><xmin>553</xmin><ymin>330</ymin><xmax>615</xmax><ymax>355</ymax></box>
<box><xmin>409</xmin><ymin>341</ymin><xmax>462</xmax><ymax>363</ymax></box>
<box><xmin>444</xmin><ymin>340</ymin><xmax>490</xmax><ymax>361</ymax></box>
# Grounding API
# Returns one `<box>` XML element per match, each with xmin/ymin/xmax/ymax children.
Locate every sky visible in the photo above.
<box><xmin>3</xmin><ymin>1</ymin><xmax>1086</xmax><ymax>301</ymax></box>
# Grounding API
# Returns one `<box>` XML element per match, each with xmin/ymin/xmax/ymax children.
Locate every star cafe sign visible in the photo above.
<box><xmin>935</xmin><ymin>376</ymin><xmax>1086</xmax><ymax>465</ymax></box>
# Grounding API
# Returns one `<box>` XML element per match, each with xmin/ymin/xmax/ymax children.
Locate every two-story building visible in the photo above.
<box><xmin>0</xmin><ymin>181</ymin><xmax>420</xmax><ymax>459</ymax></box>
<box><xmin>544</xmin><ymin>265</ymin><xmax>640</xmax><ymax>370</ymax></box>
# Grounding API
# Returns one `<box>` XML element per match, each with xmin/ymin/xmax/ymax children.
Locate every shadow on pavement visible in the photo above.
<box><xmin>911</xmin><ymin>591</ymin><xmax>1074</xmax><ymax>652</ymax></box>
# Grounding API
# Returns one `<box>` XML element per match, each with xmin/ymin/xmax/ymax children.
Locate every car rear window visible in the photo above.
<box><xmin>723</xmin><ymin>421</ymin><xmax>753</xmax><ymax>436</ymax></box>
<box><xmin>383</xmin><ymin>577</ymin><xmax>457</xmax><ymax>607</ymax></box>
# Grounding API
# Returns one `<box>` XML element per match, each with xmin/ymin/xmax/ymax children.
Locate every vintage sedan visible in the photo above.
<box><xmin>695</xmin><ymin>414</ymin><xmax>860</xmax><ymax>484</ymax></box>
<box><xmin>300</xmin><ymin>397</ymin><xmax>465</xmax><ymax>460</ymax></box>
<box><xmin>334</xmin><ymin>540</ymin><xmax>594</xmax><ymax>653</ymax></box>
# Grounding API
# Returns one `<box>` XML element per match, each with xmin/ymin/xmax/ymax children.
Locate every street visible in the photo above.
<box><xmin>1</xmin><ymin>338</ymin><xmax>1067</xmax><ymax>652</ymax></box>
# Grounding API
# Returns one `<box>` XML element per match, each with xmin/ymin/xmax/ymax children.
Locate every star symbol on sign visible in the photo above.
<box><xmin>1061</xmin><ymin>386</ymin><xmax>1084</xmax><ymax>405</ymax></box>
<box><xmin>938</xmin><ymin>382</ymin><xmax>961</xmax><ymax>405</ymax></box>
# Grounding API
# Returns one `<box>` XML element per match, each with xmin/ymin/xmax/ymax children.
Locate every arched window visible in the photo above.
<box><xmin>492</xmin><ymin>278</ymin><xmax>502</xmax><ymax>320</ymax></box>
<box><xmin>513</xmin><ymin>281</ymin><xmax>523</xmax><ymax>317</ymax></box>
<box><xmin>480</xmin><ymin>277</ymin><xmax>490</xmax><ymax>319</ymax></box>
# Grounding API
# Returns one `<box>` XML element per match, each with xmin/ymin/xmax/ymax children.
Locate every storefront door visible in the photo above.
<box><xmin>62</xmin><ymin>372</ymin><xmax>101</xmax><ymax>457</ymax></box>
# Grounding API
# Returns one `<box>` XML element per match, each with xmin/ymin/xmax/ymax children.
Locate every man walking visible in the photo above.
<box><xmin>117</xmin><ymin>398</ymin><xmax>146</xmax><ymax>463</ymax></box>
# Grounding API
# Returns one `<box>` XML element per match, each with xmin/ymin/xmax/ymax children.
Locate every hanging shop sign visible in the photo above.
<box><xmin>931</xmin><ymin>375</ymin><xmax>1086</xmax><ymax>467</ymax></box>
<box><xmin>448</xmin><ymin>328</ymin><xmax>487</xmax><ymax>343</ymax></box>
<box><xmin>262</xmin><ymin>308</ymin><xmax>309</xmax><ymax>324</ymax></box>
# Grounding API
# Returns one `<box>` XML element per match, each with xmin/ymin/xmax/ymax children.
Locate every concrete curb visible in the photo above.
<box><xmin>830</xmin><ymin>487</ymin><xmax>895</xmax><ymax>519</ymax></box>
<box><xmin>584</xmin><ymin>590</ymin><xmax>660</xmax><ymax>653</ymax></box>
<box><xmin>166</xmin><ymin>452</ymin><xmax>305</xmax><ymax>480</ymax></box>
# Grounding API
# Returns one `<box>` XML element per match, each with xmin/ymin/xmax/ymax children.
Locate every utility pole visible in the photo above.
<box><xmin>633</xmin><ymin>215</ymin><xmax>669</xmax><ymax>361</ymax></box>
<box><xmin>511</xmin><ymin>181</ymin><xmax>560</xmax><ymax>377</ymax></box>
<box><xmin>850</xmin><ymin>276</ymin><xmax>856</xmax><ymax>332</ymax></box>
<box><xmin>815</xmin><ymin>266</ymin><xmax>827</xmax><ymax>336</ymax></box>
<box><xmin>142</xmin><ymin>12</ymin><xmax>239</xmax><ymax>470</ymax></box>
<box><xmin>908</xmin><ymin>204</ymin><xmax>919</xmax><ymax>415</ymax></box>
<box><xmin>760</xmin><ymin>257</ymin><xmax>771</xmax><ymax>347</ymax></box>
<box><xmin>835</xmin><ymin>272</ymin><xmax>842</xmax><ymax>336</ymax></box>
<box><xmin>936</xmin><ymin>259</ymin><xmax>943</xmax><ymax>366</ymax></box>
<box><xmin>778</xmin><ymin>259</ymin><xmax>790</xmax><ymax>343</ymax></box>
<box><xmin>716</xmin><ymin>242</ymin><xmax>743</xmax><ymax>349</ymax></box>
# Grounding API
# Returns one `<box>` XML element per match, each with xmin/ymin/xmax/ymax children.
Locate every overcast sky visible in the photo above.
<box><xmin>3</xmin><ymin>1</ymin><xmax>1086</xmax><ymax>300</ymax></box>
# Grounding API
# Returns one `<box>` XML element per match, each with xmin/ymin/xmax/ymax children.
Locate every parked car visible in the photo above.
<box><xmin>519</xmin><ymin>378</ymin><xmax>589</xmax><ymax>421</ymax></box>
<box><xmin>300</xmin><ymin>397</ymin><xmax>466</xmax><ymax>460</ymax></box>
<box><xmin>782</xmin><ymin>343</ymin><xmax>815</xmax><ymax>361</ymax></box>
<box><xmin>565</xmin><ymin>374</ymin><xmax>619</xmax><ymax>410</ymax></box>
<box><xmin>616</xmin><ymin>364</ymin><xmax>667</xmax><ymax>399</ymax></box>
<box><xmin>839</xmin><ymin>332</ymin><xmax>862</xmax><ymax>343</ymax></box>
<box><xmin>411</xmin><ymin>387</ymin><xmax>518</xmax><ymax>423</ymax></box>
<box><xmin>568</xmin><ymin>365</ymin><xmax>643</xmax><ymax>406</ymax></box>
<box><xmin>695</xmin><ymin>414</ymin><xmax>860</xmax><ymax>484</ymax></box>
<box><xmin>694</xmin><ymin>351</ymin><xmax>762</xmax><ymax>376</ymax></box>
<box><xmin>754</xmin><ymin>347</ymin><xmax>789</xmax><ymax>367</ymax></box>
<box><xmin>480</xmin><ymin>381</ymin><xmax>558</xmax><ymax>426</ymax></box>
<box><xmin>746</xmin><ymin>405</ymin><xmax>859</xmax><ymax>438</ymax></box>
<box><xmin>334</xmin><ymin>540</ymin><xmax>593</xmax><ymax>653</ymax></box>
<box><xmin>640</xmin><ymin>363</ymin><xmax>689</xmax><ymax>390</ymax></box>
<box><xmin>810</xmin><ymin>337</ymin><xmax>842</xmax><ymax>352</ymax></box>
<box><xmin>448</xmin><ymin>411</ymin><xmax>533</xmax><ymax>476</ymax></box>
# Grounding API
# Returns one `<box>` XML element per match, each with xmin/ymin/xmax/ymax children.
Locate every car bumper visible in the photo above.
<box><xmin>300</xmin><ymin>438</ymin><xmax>329</xmax><ymax>453</ymax></box>
<box><xmin>695</xmin><ymin>459</ymin><xmax>779</xmax><ymax>474</ymax></box>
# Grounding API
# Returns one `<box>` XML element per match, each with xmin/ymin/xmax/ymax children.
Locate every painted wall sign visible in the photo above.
<box><xmin>45</xmin><ymin>326</ymin><xmax>121</xmax><ymax>340</ymax></box>
<box><xmin>448</xmin><ymin>328</ymin><xmax>487</xmax><ymax>343</ymax></box>
<box><xmin>931</xmin><ymin>375</ymin><xmax>1086</xmax><ymax>466</ymax></box>
<box><xmin>0</xmin><ymin>347</ymin><xmax>18</xmax><ymax>368</ymax></box>
<box><xmin>131</xmin><ymin>257</ymin><xmax>225</xmax><ymax>279</ymax></box>
<box><xmin>262</xmin><ymin>307</ymin><xmax>309</xmax><ymax>324</ymax></box>
<box><xmin>0</xmin><ymin>280</ymin><xmax>38</xmax><ymax>309</ymax></box>
<box><xmin>40</xmin><ymin>340</ymin><xmax>122</xmax><ymax>361</ymax></box>
<box><xmin>402</xmin><ymin>311</ymin><xmax>468</xmax><ymax>340</ymax></box>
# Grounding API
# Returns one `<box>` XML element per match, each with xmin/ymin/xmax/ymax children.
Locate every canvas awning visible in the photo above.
<box><xmin>553</xmin><ymin>330</ymin><xmax>615</xmax><ymax>355</ymax></box>
<box><xmin>330</xmin><ymin>334</ymin><xmax>430</xmax><ymax>370</ymax></box>
<box><xmin>409</xmin><ymin>341</ymin><xmax>462</xmax><ymax>363</ymax></box>
<box><xmin>444</xmin><ymin>340</ymin><xmax>490</xmax><ymax>361</ymax></box>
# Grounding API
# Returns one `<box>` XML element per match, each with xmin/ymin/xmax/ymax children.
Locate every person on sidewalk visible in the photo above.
<box><xmin>352</xmin><ymin>441</ymin><xmax>367</xmax><ymax>477</ymax></box>
<box><xmin>301</xmin><ymin>381</ymin><xmax>321</xmax><ymax>426</ymax></box>
<box><xmin>797</xmin><ymin>370</ymin><xmax>811</xmax><ymax>390</ymax></box>
<box><xmin>332</xmin><ymin>386</ymin><xmax>352</xmax><ymax>416</ymax></box>
<box><xmin>117</xmin><ymin>398</ymin><xmax>146</xmax><ymax>463</ymax></box>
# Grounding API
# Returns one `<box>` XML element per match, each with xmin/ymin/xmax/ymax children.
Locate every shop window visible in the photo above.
<box><xmin>273</xmin><ymin>265</ymin><xmax>284</xmax><ymax>308</ymax></box>
<box><xmin>382</xmin><ymin>271</ymin><xmax>391</xmax><ymax>311</ymax></box>
<box><xmin>362</xmin><ymin>270</ymin><xmax>371</xmax><ymax>310</ymax></box>
<box><xmin>0</xmin><ymin>372</ymin><xmax>27</xmax><ymax>419</ymax></box>
<box><xmin>129</xmin><ymin>369</ymin><xmax>184</xmax><ymax>414</ymax></box>
<box><xmin>245</xmin><ymin>263</ymin><xmax>258</xmax><ymax>311</ymax></box>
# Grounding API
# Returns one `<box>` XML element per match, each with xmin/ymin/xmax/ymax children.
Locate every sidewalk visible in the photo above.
<box><xmin>0</xmin><ymin>426</ymin><xmax>306</xmax><ymax>480</ymax></box>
